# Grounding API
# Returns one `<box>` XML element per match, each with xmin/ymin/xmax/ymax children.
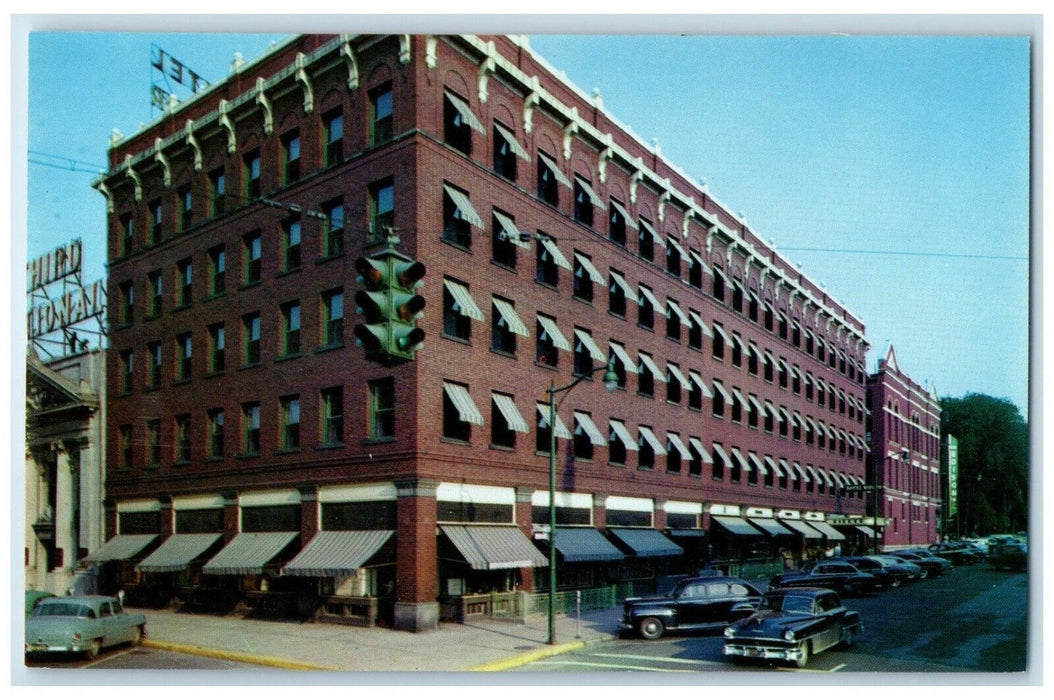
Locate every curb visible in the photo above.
<box><xmin>466</xmin><ymin>640</ymin><xmax>587</xmax><ymax>672</ymax></box>
<box><xmin>143</xmin><ymin>638</ymin><xmax>337</xmax><ymax>671</ymax></box>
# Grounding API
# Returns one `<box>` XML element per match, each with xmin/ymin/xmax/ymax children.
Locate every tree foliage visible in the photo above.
<box><xmin>940</xmin><ymin>393</ymin><xmax>1029</xmax><ymax>536</ymax></box>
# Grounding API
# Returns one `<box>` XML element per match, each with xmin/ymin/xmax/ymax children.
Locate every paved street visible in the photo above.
<box><xmin>516</xmin><ymin>565</ymin><xmax>1028</xmax><ymax>674</ymax></box>
<box><xmin>25</xmin><ymin>645</ymin><xmax>270</xmax><ymax>671</ymax></box>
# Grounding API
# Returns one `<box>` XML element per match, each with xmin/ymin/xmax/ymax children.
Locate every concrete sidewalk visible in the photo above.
<box><xmin>135</xmin><ymin>605</ymin><xmax>622</xmax><ymax>672</ymax></box>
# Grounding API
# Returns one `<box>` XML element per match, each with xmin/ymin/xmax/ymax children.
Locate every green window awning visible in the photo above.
<box><xmin>710</xmin><ymin>516</ymin><xmax>762</xmax><ymax>537</ymax></box>
<box><xmin>780</xmin><ymin>519</ymin><xmax>824</xmax><ymax>539</ymax></box>
<box><xmin>83</xmin><ymin>534</ymin><xmax>157</xmax><ymax>564</ymax></box>
<box><xmin>748</xmin><ymin>518</ymin><xmax>794</xmax><ymax>537</ymax></box>
<box><xmin>608</xmin><ymin>528</ymin><xmax>683</xmax><ymax>557</ymax></box>
<box><xmin>440</xmin><ymin>525</ymin><xmax>548</xmax><ymax>570</ymax></box>
<box><xmin>553</xmin><ymin>527</ymin><xmax>625</xmax><ymax>562</ymax></box>
<box><xmin>807</xmin><ymin>520</ymin><xmax>846</xmax><ymax>541</ymax></box>
<box><xmin>201</xmin><ymin>532</ymin><xmax>299</xmax><ymax>576</ymax></box>
<box><xmin>136</xmin><ymin>533</ymin><xmax>221</xmax><ymax>573</ymax></box>
<box><xmin>281</xmin><ymin>530</ymin><xmax>394</xmax><ymax>577</ymax></box>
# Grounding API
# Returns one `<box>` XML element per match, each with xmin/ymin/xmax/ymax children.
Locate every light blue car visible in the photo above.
<box><xmin>25</xmin><ymin>595</ymin><xmax>146</xmax><ymax>659</ymax></box>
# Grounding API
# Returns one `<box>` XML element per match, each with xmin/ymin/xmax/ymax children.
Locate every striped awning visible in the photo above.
<box><xmin>493</xmin><ymin>393</ymin><xmax>529</xmax><ymax>433</ymax></box>
<box><xmin>667</xmin><ymin>364</ymin><xmax>691</xmax><ymax>389</ymax></box>
<box><xmin>808</xmin><ymin>520</ymin><xmax>846</xmax><ymax>541</ymax></box>
<box><xmin>537</xmin><ymin>404</ymin><xmax>571</xmax><ymax>439</ymax></box>
<box><xmin>442</xmin><ymin>184</ymin><xmax>484</xmax><ymax>228</ymax></box>
<box><xmin>574</xmin><ymin>329</ymin><xmax>606</xmax><ymax>362</ymax></box>
<box><xmin>609</xmin><ymin>270</ymin><xmax>637</xmax><ymax>298</ymax></box>
<box><xmin>280</xmin><ymin>530</ymin><xmax>394</xmax><ymax>577</ymax></box>
<box><xmin>689</xmin><ymin>310</ymin><xmax>712</xmax><ymax>337</ymax></box>
<box><xmin>201</xmin><ymin>532</ymin><xmax>299</xmax><ymax>575</ymax></box>
<box><xmin>608</xmin><ymin>528</ymin><xmax>683</xmax><ymax>557</ymax></box>
<box><xmin>710</xmin><ymin>516</ymin><xmax>762</xmax><ymax>537</ymax></box>
<box><xmin>492</xmin><ymin>298</ymin><xmax>529</xmax><ymax>336</ymax></box>
<box><xmin>780</xmin><ymin>519</ymin><xmax>823</xmax><ymax>539</ymax></box>
<box><xmin>609</xmin><ymin>199</ymin><xmax>639</xmax><ymax>230</ymax></box>
<box><xmin>608</xmin><ymin>419</ymin><xmax>639</xmax><ymax>451</ymax></box>
<box><xmin>574</xmin><ymin>176</ymin><xmax>607</xmax><ymax>209</ymax></box>
<box><xmin>538</xmin><ymin>151</ymin><xmax>572</xmax><ymax>187</ymax></box>
<box><xmin>83</xmin><ymin>534</ymin><xmax>157</xmax><ymax>564</ymax></box>
<box><xmin>574</xmin><ymin>411</ymin><xmax>607</xmax><ymax>446</ymax></box>
<box><xmin>666</xmin><ymin>299</ymin><xmax>690</xmax><ymax>326</ymax></box>
<box><xmin>136</xmin><ymin>533</ymin><xmax>221</xmax><ymax>573</ymax></box>
<box><xmin>493</xmin><ymin>121</ymin><xmax>530</xmax><ymax>161</ymax></box>
<box><xmin>638</xmin><ymin>353</ymin><xmax>665</xmax><ymax>382</ymax></box>
<box><xmin>638</xmin><ymin>426</ymin><xmax>668</xmax><ymax>455</ymax></box>
<box><xmin>574</xmin><ymin>252</ymin><xmax>606</xmax><ymax>284</ymax></box>
<box><xmin>536</xmin><ymin>315</ymin><xmax>571</xmax><ymax>350</ymax></box>
<box><xmin>608</xmin><ymin>342</ymin><xmax>638</xmax><ymax>373</ymax></box>
<box><xmin>688</xmin><ymin>437</ymin><xmax>712</xmax><ymax>463</ymax></box>
<box><xmin>443</xmin><ymin>382</ymin><xmax>484</xmax><ymax>425</ymax></box>
<box><xmin>666</xmin><ymin>433</ymin><xmax>692</xmax><ymax>460</ymax></box>
<box><xmin>553</xmin><ymin>527</ymin><xmax>625</xmax><ymax>562</ymax></box>
<box><xmin>441</xmin><ymin>525</ymin><xmax>547</xmax><ymax>570</ymax></box>
<box><xmin>443</xmin><ymin>279</ymin><xmax>485</xmax><ymax>321</ymax></box>
<box><xmin>492</xmin><ymin>210</ymin><xmax>531</xmax><ymax>249</ymax></box>
<box><xmin>444</xmin><ymin>90</ymin><xmax>486</xmax><ymax>133</ymax></box>
<box><xmin>538</xmin><ymin>236</ymin><xmax>573</xmax><ymax>270</ymax></box>
<box><xmin>637</xmin><ymin>285</ymin><xmax>662</xmax><ymax>309</ymax></box>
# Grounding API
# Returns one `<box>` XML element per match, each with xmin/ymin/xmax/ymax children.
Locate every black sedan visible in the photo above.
<box><xmin>833</xmin><ymin>556</ymin><xmax>916</xmax><ymax>588</ymax></box>
<box><xmin>768</xmin><ymin>561</ymin><xmax>880</xmax><ymax>596</ymax></box>
<box><xmin>621</xmin><ymin>576</ymin><xmax>762</xmax><ymax>640</ymax></box>
<box><xmin>895</xmin><ymin>550</ymin><xmax>953</xmax><ymax>577</ymax></box>
<box><xmin>723</xmin><ymin>587</ymin><xmax>862</xmax><ymax>668</ymax></box>
<box><xmin>928</xmin><ymin>542</ymin><xmax>985</xmax><ymax>565</ymax></box>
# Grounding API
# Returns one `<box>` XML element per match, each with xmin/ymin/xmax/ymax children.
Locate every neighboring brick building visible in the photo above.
<box><xmin>866</xmin><ymin>346</ymin><xmax>942</xmax><ymax>550</ymax></box>
<box><xmin>95</xmin><ymin>34</ymin><xmax>872</xmax><ymax>631</ymax></box>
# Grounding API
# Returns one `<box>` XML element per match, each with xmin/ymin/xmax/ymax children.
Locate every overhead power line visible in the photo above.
<box><xmin>28</xmin><ymin>150</ymin><xmax>106</xmax><ymax>175</ymax></box>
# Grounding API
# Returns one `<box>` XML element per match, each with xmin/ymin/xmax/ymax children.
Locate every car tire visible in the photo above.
<box><xmin>638</xmin><ymin>617</ymin><xmax>665</xmax><ymax>641</ymax></box>
<box><xmin>87</xmin><ymin>638</ymin><xmax>102</xmax><ymax>660</ymax></box>
<box><xmin>840</xmin><ymin>626</ymin><xmax>857</xmax><ymax>649</ymax></box>
<box><xmin>890</xmin><ymin>578</ymin><xmax>902</xmax><ymax>588</ymax></box>
<box><xmin>794</xmin><ymin>641</ymin><xmax>810</xmax><ymax>668</ymax></box>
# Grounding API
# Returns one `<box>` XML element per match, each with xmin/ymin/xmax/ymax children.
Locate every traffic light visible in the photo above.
<box><xmin>353</xmin><ymin>242</ymin><xmax>426</xmax><ymax>365</ymax></box>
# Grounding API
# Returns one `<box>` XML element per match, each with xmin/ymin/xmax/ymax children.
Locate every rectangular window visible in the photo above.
<box><xmin>243</xmin><ymin>231</ymin><xmax>261</xmax><ymax>285</ymax></box>
<box><xmin>282</xmin><ymin>130</ymin><xmax>301</xmax><ymax>184</ymax></box>
<box><xmin>573</xmin><ymin>252</ymin><xmax>596</xmax><ymax>303</ymax></box>
<box><xmin>442</xmin><ymin>183</ymin><xmax>474</xmax><ymax>249</ymax></box>
<box><xmin>175</xmin><ymin>332</ymin><xmax>192</xmax><ymax>381</ymax></box>
<box><xmin>442</xmin><ymin>277</ymin><xmax>474</xmax><ymax>341</ymax></box>
<box><xmin>208</xmin><ymin>245</ymin><xmax>226</xmax><ymax>296</ymax></box>
<box><xmin>323</xmin><ymin>200</ymin><xmax>345</xmax><ymax>257</ymax></box>
<box><xmin>535</xmin><ymin>233</ymin><xmax>560</xmax><ymax>287</ymax></box>
<box><xmin>147</xmin><ymin>270</ymin><xmax>162</xmax><ymax>317</ymax></box>
<box><xmin>323</xmin><ymin>109</ymin><xmax>344</xmax><ymax>166</ymax></box>
<box><xmin>491</xmin><ymin>210</ymin><xmax>519</xmax><ymax>269</ymax></box>
<box><xmin>369</xmin><ymin>378</ymin><xmax>395</xmax><ymax>440</ymax></box>
<box><xmin>118</xmin><ymin>425</ymin><xmax>133</xmax><ymax>470</ymax></box>
<box><xmin>491</xmin><ymin>297</ymin><xmax>519</xmax><ymax>355</ymax></box>
<box><xmin>174</xmin><ymin>414</ymin><xmax>191</xmax><ymax>464</ymax></box>
<box><xmin>638</xmin><ymin>286</ymin><xmax>655</xmax><ymax>330</ymax></box>
<box><xmin>241</xmin><ymin>402</ymin><xmax>261</xmax><ymax>455</ymax></box>
<box><xmin>321</xmin><ymin>386</ymin><xmax>344</xmax><ymax>446</ymax></box>
<box><xmin>149</xmin><ymin>199</ymin><xmax>163</xmax><ymax>244</ymax></box>
<box><xmin>178</xmin><ymin>186</ymin><xmax>192</xmax><ymax>231</ymax></box>
<box><xmin>536</xmin><ymin>316</ymin><xmax>559</xmax><ymax>369</ymax></box>
<box><xmin>490</xmin><ymin>392</ymin><xmax>519</xmax><ymax>449</ymax></box>
<box><xmin>147</xmin><ymin>341</ymin><xmax>162</xmax><ymax>388</ymax></box>
<box><xmin>242</xmin><ymin>312</ymin><xmax>261</xmax><ymax>366</ymax></box>
<box><xmin>537</xmin><ymin>151</ymin><xmax>560</xmax><ymax>207</ymax></box>
<box><xmin>370</xmin><ymin>83</ymin><xmax>393</xmax><ymax>145</ymax></box>
<box><xmin>243</xmin><ymin>150</ymin><xmax>261</xmax><ymax>200</ymax></box>
<box><xmin>209</xmin><ymin>168</ymin><xmax>226</xmax><ymax>216</ymax></box>
<box><xmin>493</xmin><ymin>121</ymin><xmax>518</xmax><ymax>181</ymax></box>
<box><xmin>666</xmin><ymin>239</ymin><xmax>681</xmax><ymax>277</ymax></box>
<box><xmin>321</xmin><ymin>288</ymin><xmax>344</xmax><ymax>347</ymax></box>
<box><xmin>638</xmin><ymin>220</ymin><xmax>655</xmax><ymax>261</ymax></box>
<box><xmin>118</xmin><ymin>281</ymin><xmax>134</xmax><ymax>325</ymax></box>
<box><xmin>146</xmin><ymin>419</ymin><xmax>161</xmax><ymax>468</ymax></box>
<box><xmin>608</xmin><ymin>271</ymin><xmax>627</xmax><ymax>318</ymax></box>
<box><xmin>208</xmin><ymin>323</ymin><xmax>225</xmax><ymax>373</ymax></box>
<box><xmin>281</xmin><ymin>301</ymin><xmax>301</xmax><ymax>356</ymax></box>
<box><xmin>573</xmin><ymin>179</ymin><xmax>594</xmax><ymax>227</ymax></box>
<box><xmin>119</xmin><ymin>214</ymin><xmax>134</xmax><ymax>256</ymax></box>
<box><xmin>442</xmin><ymin>381</ymin><xmax>473</xmax><ymax>442</ymax></box>
<box><xmin>119</xmin><ymin>350</ymin><xmax>134</xmax><ymax>394</ymax></box>
<box><xmin>176</xmin><ymin>258</ymin><xmax>193</xmax><ymax>307</ymax></box>
<box><xmin>280</xmin><ymin>395</ymin><xmax>300</xmax><ymax>451</ymax></box>
<box><xmin>444</xmin><ymin>91</ymin><xmax>474</xmax><ymax>155</ymax></box>
<box><xmin>609</xmin><ymin>200</ymin><xmax>627</xmax><ymax>246</ymax></box>
<box><xmin>207</xmin><ymin>409</ymin><xmax>224</xmax><ymax>459</ymax></box>
<box><xmin>282</xmin><ymin>218</ymin><xmax>301</xmax><ymax>271</ymax></box>
<box><xmin>369</xmin><ymin>179</ymin><xmax>394</xmax><ymax>242</ymax></box>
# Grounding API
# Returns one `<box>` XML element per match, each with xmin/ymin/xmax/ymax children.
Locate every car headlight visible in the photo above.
<box><xmin>783</xmin><ymin>629</ymin><xmax>796</xmax><ymax>642</ymax></box>
<box><xmin>724</xmin><ymin>627</ymin><xmax>735</xmax><ymax>638</ymax></box>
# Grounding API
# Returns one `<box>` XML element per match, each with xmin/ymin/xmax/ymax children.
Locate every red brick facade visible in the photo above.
<box><xmin>100</xmin><ymin>34</ymin><xmax>876</xmax><ymax>629</ymax></box>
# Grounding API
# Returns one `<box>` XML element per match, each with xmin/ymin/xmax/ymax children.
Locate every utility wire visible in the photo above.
<box><xmin>28</xmin><ymin>150</ymin><xmax>106</xmax><ymax>174</ymax></box>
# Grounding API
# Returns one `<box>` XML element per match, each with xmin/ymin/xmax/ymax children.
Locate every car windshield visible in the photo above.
<box><xmin>33</xmin><ymin>602</ymin><xmax>95</xmax><ymax>618</ymax></box>
<box><xmin>761</xmin><ymin>594</ymin><xmax>814</xmax><ymax>614</ymax></box>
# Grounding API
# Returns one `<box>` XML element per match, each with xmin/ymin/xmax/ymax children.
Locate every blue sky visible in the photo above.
<box><xmin>17</xmin><ymin>26</ymin><xmax>1032</xmax><ymax>417</ymax></box>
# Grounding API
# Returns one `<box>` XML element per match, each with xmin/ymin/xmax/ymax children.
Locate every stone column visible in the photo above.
<box><xmin>393</xmin><ymin>477</ymin><xmax>439</xmax><ymax>632</ymax></box>
<box><xmin>54</xmin><ymin>444</ymin><xmax>75</xmax><ymax>573</ymax></box>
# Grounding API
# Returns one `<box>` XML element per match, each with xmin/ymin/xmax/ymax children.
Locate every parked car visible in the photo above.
<box><xmin>988</xmin><ymin>541</ymin><xmax>1027</xmax><ymax>571</ymax></box>
<box><xmin>866</xmin><ymin>554</ymin><xmax>924</xmax><ymax>581</ymax></box>
<box><xmin>621</xmin><ymin>576</ymin><xmax>763</xmax><ymax>640</ymax></box>
<box><xmin>25</xmin><ymin>590</ymin><xmax>55</xmax><ymax>617</ymax></box>
<box><xmin>25</xmin><ymin>594</ymin><xmax>146</xmax><ymax>659</ymax></box>
<box><xmin>723</xmin><ymin>587</ymin><xmax>862</xmax><ymax>668</ymax></box>
<box><xmin>928</xmin><ymin>542</ymin><xmax>984</xmax><ymax>564</ymax></box>
<box><xmin>892</xmin><ymin>551</ymin><xmax>952</xmax><ymax>578</ymax></box>
<box><xmin>768</xmin><ymin>561</ymin><xmax>880</xmax><ymax>596</ymax></box>
<box><xmin>832</xmin><ymin>556</ymin><xmax>915</xmax><ymax>588</ymax></box>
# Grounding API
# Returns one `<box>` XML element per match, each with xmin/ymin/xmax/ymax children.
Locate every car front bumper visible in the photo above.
<box><xmin>723</xmin><ymin>641</ymin><xmax>802</xmax><ymax>663</ymax></box>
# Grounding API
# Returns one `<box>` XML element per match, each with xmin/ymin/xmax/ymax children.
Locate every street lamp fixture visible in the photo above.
<box><xmin>547</xmin><ymin>358</ymin><xmax>618</xmax><ymax>645</ymax></box>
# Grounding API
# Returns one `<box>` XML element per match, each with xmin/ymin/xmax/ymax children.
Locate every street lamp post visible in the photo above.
<box><xmin>547</xmin><ymin>359</ymin><xmax>619</xmax><ymax>645</ymax></box>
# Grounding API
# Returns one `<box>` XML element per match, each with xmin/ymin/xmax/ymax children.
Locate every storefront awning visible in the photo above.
<box><xmin>280</xmin><ymin>530</ymin><xmax>394</xmax><ymax>577</ymax></box>
<box><xmin>710</xmin><ymin>516</ymin><xmax>762</xmax><ymax>537</ymax></box>
<box><xmin>609</xmin><ymin>528</ymin><xmax>683</xmax><ymax>557</ymax></box>
<box><xmin>748</xmin><ymin>518</ymin><xmax>794</xmax><ymax>537</ymax></box>
<box><xmin>780</xmin><ymin>519</ymin><xmax>823</xmax><ymax>539</ymax></box>
<box><xmin>136</xmin><ymin>533</ymin><xmax>221</xmax><ymax>573</ymax></box>
<box><xmin>856</xmin><ymin>525</ymin><xmax>876</xmax><ymax>538</ymax></box>
<box><xmin>553</xmin><ymin>527</ymin><xmax>625</xmax><ymax>562</ymax></box>
<box><xmin>83</xmin><ymin>534</ymin><xmax>157</xmax><ymax>564</ymax></box>
<box><xmin>807</xmin><ymin>520</ymin><xmax>846</xmax><ymax>541</ymax></box>
<box><xmin>201</xmin><ymin>532</ymin><xmax>299</xmax><ymax>576</ymax></box>
<box><xmin>440</xmin><ymin>525</ymin><xmax>547</xmax><ymax>570</ymax></box>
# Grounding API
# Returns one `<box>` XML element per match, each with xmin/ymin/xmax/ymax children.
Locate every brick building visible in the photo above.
<box><xmin>95</xmin><ymin>34</ymin><xmax>872</xmax><ymax>631</ymax></box>
<box><xmin>865</xmin><ymin>346</ymin><xmax>942</xmax><ymax>550</ymax></box>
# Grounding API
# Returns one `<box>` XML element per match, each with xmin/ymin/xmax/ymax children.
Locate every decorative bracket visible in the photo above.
<box><xmin>478</xmin><ymin>54</ymin><xmax>495</xmax><ymax>103</ymax></box>
<box><xmin>219</xmin><ymin>99</ymin><xmax>237</xmax><ymax>154</ymax></box>
<box><xmin>153</xmin><ymin>138</ymin><xmax>171</xmax><ymax>187</ymax></box>
<box><xmin>93</xmin><ymin>179</ymin><xmax>114</xmax><ymax>213</ymax></box>
<box><xmin>123</xmin><ymin>155</ymin><xmax>142</xmax><ymax>202</ymax></box>
<box><xmin>657</xmin><ymin>183</ymin><xmax>672</xmax><ymax>223</ymax></box>
<box><xmin>562</xmin><ymin>107</ymin><xmax>579</xmax><ymax>161</ymax></box>
<box><xmin>295</xmin><ymin>53</ymin><xmax>314</xmax><ymax>114</ymax></box>
<box><xmin>425</xmin><ymin>36</ymin><xmax>438</xmax><ymax>69</ymax></box>
<box><xmin>255</xmin><ymin>78</ymin><xmax>274</xmax><ymax>135</ymax></box>
<box><xmin>523</xmin><ymin>76</ymin><xmax>541</xmax><ymax>134</ymax></box>
<box><xmin>340</xmin><ymin>35</ymin><xmax>359</xmax><ymax>90</ymax></box>
<box><xmin>399</xmin><ymin>35</ymin><xmax>412</xmax><ymax>64</ymax></box>
<box><xmin>184</xmin><ymin>119</ymin><xmax>202</xmax><ymax>172</ymax></box>
<box><xmin>598</xmin><ymin>133</ymin><xmax>614</xmax><ymax>184</ymax></box>
<box><xmin>629</xmin><ymin>157</ymin><xmax>644</xmax><ymax>204</ymax></box>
